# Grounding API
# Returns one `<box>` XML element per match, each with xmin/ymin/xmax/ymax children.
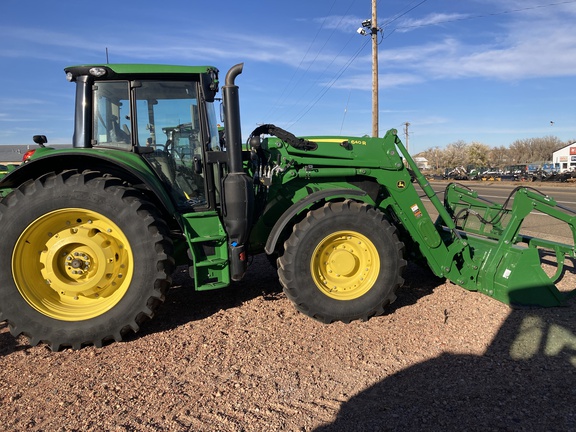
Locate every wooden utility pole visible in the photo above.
<box><xmin>371</xmin><ymin>0</ymin><xmax>379</xmax><ymax>137</ymax></box>
<box><xmin>404</xmin><ymin>122</ymin><xmax>410</xmax><ymax>154</ymax></box>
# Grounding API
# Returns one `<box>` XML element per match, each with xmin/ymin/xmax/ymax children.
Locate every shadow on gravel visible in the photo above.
<box><xmin>314</xmin><ymin>298</ymin><xmax>576</xmax><ymax>432</ymax></box>
<box><xmin>0</xmin><ymin>322</ymin><xmax>19</xmax><ymax>356</ymax></box>
<box><xmin>131</xmin><ymin>256</ymin><xmax>440</xmax><ymax>342</ymax></box>
<box><xmin>128</xmin><ymin>254</ymin><xmax>288</xmax><ymax>340</ymax></box>
<box><xmin>387</xmin><ymin>261</ymin><xmax>443</xmax><ymax>313</ymax></box>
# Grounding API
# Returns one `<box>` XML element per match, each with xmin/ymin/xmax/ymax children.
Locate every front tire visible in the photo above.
<box><xmin>278</xmin><ymin>200</ymin><xmax>406</xmax><ymax>323</ymax></box>
<box><xmin>0</xmin><ymin>171</ymin><xmax>174</xmax><ymax>350</ymax></box>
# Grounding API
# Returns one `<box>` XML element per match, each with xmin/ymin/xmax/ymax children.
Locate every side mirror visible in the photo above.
<box><xmin>33</xmin><ymin>135</ymin><xmax>48</xmax><ymax>147</ymax></box>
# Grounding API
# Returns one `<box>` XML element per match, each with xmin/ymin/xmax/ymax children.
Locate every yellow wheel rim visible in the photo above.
<box><xmin>12</xmin><ymin>208</ymin><xmax>134</xmax><ymax>321</ymax></box>
<box><xmin>311</xmin><ymin>230</ymin><xmax>380</xmax><ymax>300</ymax></box>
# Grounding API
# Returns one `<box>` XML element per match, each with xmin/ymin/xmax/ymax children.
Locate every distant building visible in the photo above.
<box><xmin>0</xmin><ymin>145</ymin><xmax>28</xmax><ymax>164</ymax></box>
<box><xmin>413</xmin><ymin>156</ymin><xmax>429</xmax><ymax>170</ymax></box>
<box><xmin>552</xmin><ymin>142</ymin><xmax>576</xmax><ymax>172</ymax></box>
<box><xmin>0</xmin><ymin>144</ymin><xmax>71</xmax><ymax>165</ymax></box>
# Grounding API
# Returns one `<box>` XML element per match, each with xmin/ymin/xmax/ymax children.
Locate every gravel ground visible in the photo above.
<box><xmin>1</xmin><ymin>254</ymin><xmax>575</xmax><ymax>431</ymax></box>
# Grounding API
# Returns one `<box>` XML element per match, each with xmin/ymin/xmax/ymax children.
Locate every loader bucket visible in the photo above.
<box><xmin>476</xmin><ymin>239</ymin><xmax>572</xmax><ymax>307</ymax></box>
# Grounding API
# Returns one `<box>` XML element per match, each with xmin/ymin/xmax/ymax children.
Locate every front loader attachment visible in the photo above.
<box><xmin>386</xmin><ymin>129</ymin><xmax>576</xmax><ymax>308</ymax></box>
<box><xmin>442</xmin><ymin>184</ymin><xmax>576</xmax><ymax>307</ymax></box>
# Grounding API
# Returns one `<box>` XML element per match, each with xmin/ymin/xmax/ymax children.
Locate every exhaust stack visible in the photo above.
<box><xmin>223</xmin><ymin>63</ymin><xmax>244</xmax><ymax>173</ymax></box>
<box><xmin>221</xmin><ymin>63</ymin><xmax>254</xmax><ymax>281</ymax></box>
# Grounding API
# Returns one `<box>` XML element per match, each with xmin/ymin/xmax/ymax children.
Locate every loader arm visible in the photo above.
<box><xmin>373</xmin><ymin>130</ymin><xmax>472</xmax><ymax>284</ymax></box>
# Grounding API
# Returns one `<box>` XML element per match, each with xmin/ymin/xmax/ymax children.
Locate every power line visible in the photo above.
<box><xmin>285</xmin><ymin>36</ymin><xmax>371</xmax><ymax>129</ymax></box>
<box><xmin>284</xmin><ymin>0</ymin><xmax>573</xmax><ymax>131</ymax></box>
<box><xmin>381</xmin><ymin>0</ymin><xmax>429</xmax><ymax>27</ymax></box>
<box><xmin>395</xmin><ymin>0</ymin><xmax>576</xmax><ymax>31</ymax></box>
<box><xmin>268</xmin><ymin>0</ymin><xmax>339</xmax><ymax>119</ymax></box>
<box><xmin>284</xmin><ymin>0</ymin><xmax>431</xmax><ymax>129</ymax></box>
<box><xmin>340</xmin><ymin>89</ymin><xmax>352</xmax><ymax>134</ymax></box>
<box><xmin>270</xmin><ymin>0</ymin><xmax>361</xmax><ymax>123</ymax></box>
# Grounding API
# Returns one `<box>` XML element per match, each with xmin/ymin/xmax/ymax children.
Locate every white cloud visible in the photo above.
<box><xmin>393</xmin><ymin>13</ymin><xmax>470</xmax><ymax>33</ymax></box>
<box><xmin>421</xmin><ymin>10</ymin><xmax>576</xmax><ymax>80</ymax></box>
<box><xmin>313</xmin><ymin>15</ymin><xmax>365</xmax><ymax>32</ymax></box>
<box><xmin>0</xmin><ymin>98</ymin><xmax>47</xmax><ymax>106</ymax></box>
<box><xmin>329</xmin><ymin>73</ymin><xmax>424</xmax><ymax>91</ymax></box>
<box><xmin>411</xmin><ymin>115</ymin><xmax>450</xmax><ymax>126</ymax></box>
<box><xmin>0</xmin><ymin>25</ymin><xmax>313</xmax><ymax>66</ymax></box>
<box><xmin>3</xmin><ymin>1</ymin><xmax>576</xmax><ymax>89</ymax></box>
<box><xmin>361</xmin><ymin>2</ymin><xmax>576</xmax><ymax>83</ymax></box>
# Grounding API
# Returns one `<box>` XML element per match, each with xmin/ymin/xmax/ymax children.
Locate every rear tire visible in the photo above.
<box><xmin>278</xmin><ymin>200</ymin><xmax>405</xmax><ymax>323</ymax></box>
<box><xmin>0</xmin><ymin>171</ymin><xmax>174</xmax><ymax>350</ymax></box>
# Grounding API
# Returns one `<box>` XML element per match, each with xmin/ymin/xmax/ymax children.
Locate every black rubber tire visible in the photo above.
<box><xmin>278</xmin><ymin>200</ymin><xmax>406</xmax><ymax>323</ymax></box>
<box><xmin>0</xmin><ymin>171</ymin><xmax>174</xmax><ymax>350</ymax></box>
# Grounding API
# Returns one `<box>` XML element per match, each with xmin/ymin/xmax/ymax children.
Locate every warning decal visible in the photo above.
<box><xmin>411</xmin><ymin>204</ymin><xmax>422</xmax><ymax>218</ymax></box>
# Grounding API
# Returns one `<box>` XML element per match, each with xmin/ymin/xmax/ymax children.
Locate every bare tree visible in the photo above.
<box><xmin>443</xmin><ymin>140</ymin><xmax>468</xmax><ymax>168</ymax></box>
<box><xmin>489</xmin><ymin>146</ymin><xmax>509</xmax><ymax>169</ymax></box>
<box><xmin>466</xmin><ymin>141</ymin><xmax>491</xmax><ymax>168</ymax></box>
<box><xmin>418</xmin><ymin>135</ymin><xmax>570</xmax><ymax>172</ymax></box>
<box><xmin>509</xmin><ymin>136</ymin><xmax>565</xmax><ymax>163</ymax></box>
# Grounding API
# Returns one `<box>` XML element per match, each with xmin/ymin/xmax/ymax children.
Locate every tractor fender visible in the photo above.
<box><xmin>0</xmin><ymin>152</ymin><xmax>177</xmax><ymax>220</ymax></box>
<box><xmin>264</xmin><ymin>188</ymin><xmax>368</xmax><ymax>255</ymax></box>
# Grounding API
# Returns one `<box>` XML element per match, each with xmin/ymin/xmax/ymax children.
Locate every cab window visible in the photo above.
<box><xmin>135</xmin><ymin>81</ymin><xmax>207</xmax><ymax>208</ymax></box>
<box><xmin>92</xmin><ymin>81</ymin><xmax>131</xmax><ymax>148</ymax></box>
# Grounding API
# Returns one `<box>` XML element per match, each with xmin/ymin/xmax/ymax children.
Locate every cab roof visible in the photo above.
<box><xmin>64</xmin><ymin>64</ymin><xmax>218</xmax><ymax>82</ymax></box>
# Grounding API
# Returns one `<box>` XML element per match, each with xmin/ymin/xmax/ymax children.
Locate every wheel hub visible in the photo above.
<box><xmin>39</xmin><ymin>224</ymin><xmax>125</xmax><ymax>299</ymax></box>
<box><xmin>311</xmin><ymin>230</ymin><xmax>380</xmax><ymax>300</ymax></box>
<box><xmin>328</xmin><ymin>248</ymin><xmax>357</xmax><ymax>276</ymax></box>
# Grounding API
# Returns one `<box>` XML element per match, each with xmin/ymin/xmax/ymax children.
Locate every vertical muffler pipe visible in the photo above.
<box><xmin>223</xmin><ymin>63</ymin><xmax>244</xmax><ymax>173</ymax></box>
<box><xmin>222</xmin><ymin>63</ymin><xmax>254</xmax><ymax>281</ymax></box>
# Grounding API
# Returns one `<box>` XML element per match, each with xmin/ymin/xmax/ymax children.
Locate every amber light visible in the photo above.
<box><xmin>22</xmin><ymin>149</ymin><xmax>36</xmax><ymax>162</ymax></box>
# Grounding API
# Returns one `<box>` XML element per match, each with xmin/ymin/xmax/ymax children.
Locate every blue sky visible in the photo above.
<box><xmin>1</xmin><ymin>0</ymin><xmax>575</xmax><ymax>154</ymax></box>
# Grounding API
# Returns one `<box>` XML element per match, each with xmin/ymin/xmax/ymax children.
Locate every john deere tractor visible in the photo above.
<box><xmin>0</xmin><ymin>63</ymin><xmax>574</xmax><ymax>351</ymax></box>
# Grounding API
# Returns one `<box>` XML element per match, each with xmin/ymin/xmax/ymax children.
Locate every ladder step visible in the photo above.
<box><xmin>189</xmin><ymin>235</ymin><xmax>226</xmax><ymax>243</ymax></box>
<box><xmin>197</xmin><ymin>281</ymin><xmax>229</xmax><ymax>290</ymax></box>
<box><xmin>195</xmin><ymin>258</ymin><xmax>227</xmax><ymax>268</ymax></box>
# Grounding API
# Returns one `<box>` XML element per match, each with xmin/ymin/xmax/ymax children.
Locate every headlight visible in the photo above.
<box><xmin>89</xmin><ymin>67</ymin><xmax>107</xmax><ymax>77</ymax></box>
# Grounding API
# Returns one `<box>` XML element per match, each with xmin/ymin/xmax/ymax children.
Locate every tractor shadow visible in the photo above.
<box><xmin>131</xmin><ymin>254</ymin><xmax>288</xmax><ymax>338</ymax></box>
<box><xmin>314</xmin><ymin>296</ymin><xmax>576</xmax><ymax>432</ymax></box>
<box><xmin>0</xmin><ymin>322</ymin><xmax>21</xmax><ymax>356</ymax></box>
<box><xmin>134</xmin><ymin>256</ymin><xmax>439</xmax><ymax>340</ymax></box>
<box><xmin>388</xmin><ymin>260</ymin><xmax>443</xmax><ymax>312</ymax></box>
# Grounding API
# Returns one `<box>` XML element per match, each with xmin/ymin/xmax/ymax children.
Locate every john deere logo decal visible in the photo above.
<box><xmin>397</xmin><ymin>180</ymin><xmax>406</xmax><ymax>189</ymax></box>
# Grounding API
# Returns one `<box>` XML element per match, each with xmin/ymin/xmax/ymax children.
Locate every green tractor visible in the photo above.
<box><xmin>0</xmin><ymin>63</ymin><xmax>574</xmax><ymax>351</ymax></box>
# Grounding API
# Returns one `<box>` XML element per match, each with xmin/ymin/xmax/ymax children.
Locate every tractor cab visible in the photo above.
<box><xmin>64</xmin><ymin>64</ymin><xmax>224</xmax><ymax>210</ymax></box>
